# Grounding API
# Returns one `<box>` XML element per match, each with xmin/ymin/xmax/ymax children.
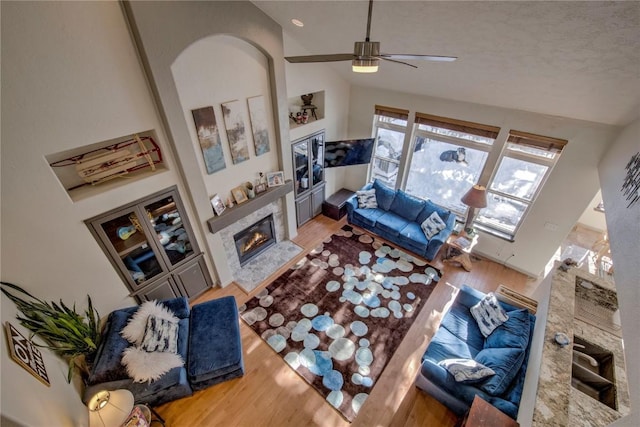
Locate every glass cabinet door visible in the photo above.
<box><xmin>143</xmin><ymin>194</ymin><xmax>194</xmax><ymax>267</ymax></box>
<box><xmin>310</xmin><ymin>133</ymin><xmax>324</xmax><ymax>187</ymax></box>
<box><xmin>99</xmin><ymin>211</ymin><xmax>164</xmax><ymax>286</ymax></box>
<box><xmin>293</xmin><ymin>140</ymin><xmax>309</xmax><ymax>197</ymax></box>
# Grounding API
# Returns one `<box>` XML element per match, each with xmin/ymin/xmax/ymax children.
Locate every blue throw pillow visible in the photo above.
<box><xmin>389</xmin><ymin>191</ymin><xmax>425</xmax><ymax>221</ymax></box>
<box><xmin>372</xmin><ymin>179</ymin><xmax>396</xmax><ymax>211</ymax></box>
<box><xmin>484</xmin><ymin>308</ymin><xmax>531</xmax><ymax>350</ymax></box>
<box><xmin>475</xmin><ymin>347</ymin><xmax>525</xmax><ymax>396</ymax></box>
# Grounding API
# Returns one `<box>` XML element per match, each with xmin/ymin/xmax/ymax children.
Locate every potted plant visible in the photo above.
<box><xmin>0</xmin><ymin>281</ymin><xmax>101</xmax><ymax>382</ymax></box>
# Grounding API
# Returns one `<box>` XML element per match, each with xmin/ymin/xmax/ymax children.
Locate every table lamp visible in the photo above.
<box><xmin>461</xmin><ymin>184</ymin><xmax>487</xmax><ymax>234</ymax></box>
<box><xmin>87</xmin><ymin>389</ymin><xmax>134</xmax><ymax>427</ymax></box>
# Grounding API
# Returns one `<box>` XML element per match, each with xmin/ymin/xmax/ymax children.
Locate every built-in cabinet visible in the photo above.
<box><xmin>86</xmin><ymin>186</ymin><xmax>212</xmax><ymax>301</ymax></box>
<box><xmin>292</xmin><ymin>130</ymin><xmax>325</xmax><ymax>226</ymax></box>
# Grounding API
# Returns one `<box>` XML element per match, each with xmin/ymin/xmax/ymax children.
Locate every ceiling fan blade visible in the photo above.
<box><xmin>285</xmin><ymin>54</ymin><xmax>355</xmax><ymax>63</ymax></box>
<box><xmin>378</xmin><ymin>56</ymin><xmax>418</xmax><ymax>69</ymax></box>
<box><xmin>381</xmin><ymin>54</ymin><xmax>458</xmax><ymax>62</ymax></box>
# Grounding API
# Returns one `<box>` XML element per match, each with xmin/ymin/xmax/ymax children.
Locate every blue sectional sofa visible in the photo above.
<box><xmin>415</xmin><ymin>285</ymin><xmax>536</xmax><ymax>420</ymax></box>
<box><xmin>346</xmin><ymin>180</ymin><xmax>456</xmax><ymax>260</ymax></box>
<box><xmin>84</xmin><ymin>296</ymin><xmax>244</xmax><ymax>407</ymax></box>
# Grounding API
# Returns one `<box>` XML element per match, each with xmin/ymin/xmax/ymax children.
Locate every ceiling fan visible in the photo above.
<box><xmin>285</xmin><ymin>0</ymin><xmax>457</xmax><ymax>73</ymax></box>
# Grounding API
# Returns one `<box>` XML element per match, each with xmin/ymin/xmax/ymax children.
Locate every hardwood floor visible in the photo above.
<box><xmin>158</xmin><ymin>215</ymin><xmax>532</xmax><ymax>426</ymax></box>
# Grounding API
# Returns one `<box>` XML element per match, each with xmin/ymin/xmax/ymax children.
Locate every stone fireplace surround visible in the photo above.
<box><xmin>219</xmin><ymin>199</ymin><xmax>302</xmax><ymax>292</ymax></box>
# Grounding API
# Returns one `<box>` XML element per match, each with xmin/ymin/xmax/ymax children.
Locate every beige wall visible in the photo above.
<box><xmin>346</xmin><ymin>86</ymin><xmax>621</xmax><ymax>277</ymax></box>
<box><xmin>0</xmin><ymin>2</ymin><xmax>187</xmax><ymax>425</ymax></box>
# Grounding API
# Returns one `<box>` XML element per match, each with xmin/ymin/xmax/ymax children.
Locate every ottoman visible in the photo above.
<box><xmin>187</xmin><ymin>296</ymin><xmax>245</xmax><ymax>391</ymax></box>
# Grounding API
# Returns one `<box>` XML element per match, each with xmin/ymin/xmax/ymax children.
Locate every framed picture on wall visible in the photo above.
<box><xmin>247</xmin><ymin>95</ymin><xmax>271</xmax><ymax>156</ymax></box>
<box><xmin>221</xmin><ymin>100</ymin><xmax>250</xmax><ymax>164</ymax></box>
<box><xmin>191</xmin><ymin>106</ymin><xmax>226</xmax><ymax>174</ymax></box>
<box><xmin>210</xmin><ymin>194</ymin><xmax>226</xmax><ymax>216</ymax></box>
<box><xmin>267</xmin><ymin>171</ymin><xmax>285</xmax><ymax>187</ymax></box>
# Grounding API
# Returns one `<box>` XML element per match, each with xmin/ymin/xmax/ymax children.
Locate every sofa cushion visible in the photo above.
<box><xmin>372</xmin><ymin>179</ymin><xmax>396</xmax><ymax>211</ymax></box>
<box><xmin>470</xmin><ymin>293</ymin><xmax>509</xmax><ymax>337</ymax></box>
<box><xmin>416</xmin><ymin>199</ymin><xmax>451</xmax><ymax>224</ymax></box>
<box><xmin>485</xmin><ymin>308</ymin><xmax>530</xmax><ymax>350</ymax></box>
<box><xmin>397</xmin><ymin>222</ymin><xmax>428</xmax><ymax>249</ymax></box>
<box><xmin>438</xmin><ymin>358</ymin><xmax>495</xmax><ymax>383</ymax></box>
<box><xmin>423</xmin><ymin>326</ymin><xmax>476</xmax><ymax>363</ymax></box>
<box><xmin>375</xmin><ymin>212</ymin><xmax>409</xmax><ymax>237</ymax></box>
<box><xmin>356</xmin><ymin>189</ymin><xmax>378</xmax><ymax>209</ymax></box>
<box><xmin>87</xmin><ymin>311</ymin><xmax>131</xmax><ymax>385</ymax></box>
<box><xmin>352</xmin><ymin>207</ymin><xmax>386</xmax><ymax>227</ymax></box>
<box><xmin>421</xmin><ymin>211</ymin><xmax>447</xmax><ymax>239</ymax></box>
<box><xmin>475</xmin><ymin>347</ymin><xmax>525</xmax><ymax>396</ymax></box>
<box><xmin>389</xmin><ymin>190</ymin><xmax>425</xmax><ymax>221</ymax></box>
<box><xmin>438</xmin><ymin>304</ymin><xmax>485</xmax><ymax>354</ymax></box>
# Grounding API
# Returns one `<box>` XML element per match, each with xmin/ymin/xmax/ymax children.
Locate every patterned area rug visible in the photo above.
<box><xmin>239</xmin><ymin>225</ymin><xmax>441</xmax><ymax>422</ymax></box>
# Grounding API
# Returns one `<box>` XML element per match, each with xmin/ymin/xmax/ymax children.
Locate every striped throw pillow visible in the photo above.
<box><xmin>356</xmin><ymin>189</ymin><xmax>378</xmax><ymax>209</ymax></box>
<box><xmin>140</xmin><ymin>315</ymin><xmax>179</xmax><ymax>353</ymax></box>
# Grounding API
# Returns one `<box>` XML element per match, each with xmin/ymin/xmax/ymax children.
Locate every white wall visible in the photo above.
<box><xmin>171</xmin><ymin>35</ymin><xmax>279</xmax><ymax>201</ymax></box>
<box><xmin>0</xmin><ymin>2</ymin><xmax>185</xmax><ymax>425</ymax></box>
<box><xmin>283</xmin><ymin>33</ymin><xmax>352</xmax><ymax>197</ymax></box>
<box><xmin>347</xmin><ymin>86</ymin><xmax>620</xmax><ymax>277</ymax></box>
<box><xmin>599</xmin><ymin>120</ymin><xmax>640</xmax><ymax>426</ymax></box>
<box><xmin>576</xmin><ymin>190</ymin><xmax>608</xmax><ymax>232</ymax></box>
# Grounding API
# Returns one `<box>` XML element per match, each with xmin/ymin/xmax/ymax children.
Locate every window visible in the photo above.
<box><xmin>475</xmin><ymin>130</ymin><xmax>567</xmax><ymax>239</ymax></box>
<box><xmin>405</xmin><ymin>113</ymin><xmax>499</xmax><ymax>216</ymax></box>
<box><xmin>369</xmin><ymin>105</ymin><xmax>409</xmax><ymax>187</ymax></box>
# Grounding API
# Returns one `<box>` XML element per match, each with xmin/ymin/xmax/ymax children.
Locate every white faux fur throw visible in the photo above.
<box><xmin>121</xmin><ymin>346</ymin><xmax>184</xmax><ymax>383</ymax></box>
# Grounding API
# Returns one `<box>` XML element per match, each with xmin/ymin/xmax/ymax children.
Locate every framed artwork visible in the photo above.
<box><xmin>191</xmin><ymin>106</ymin><xmax>226</xmax><ymax>174</ymax></box>
<box><xmin>232</xmin><ymin>186</ymin><xmax>248</xmax><ymax>204</ymax></box>
<box><xmin>221</xmin><ymin>100</ymin><xmax>250</xmax><ymax>164</ymax></box>
<box><xmin>247</xmin><ymin>95</ymin><xmax>271</xmax><ymax>156</ymax></box>
<box><xmin>210</xmin><ymin>194</ymin><xmax>226</xmax><ymax>216</ymax></box>
<box><xmin>267</xmin><ymin>171</ymin><xmax>285</xmax><ymax>187</ymax></box>
<box><xmin>4</xmin><ymin>322</ymin><xmax>50</xmax><ymax>386</ymax></box>
<box><xmin>255</xmin><ymin>183</ymin><xmax>267</xmax><ymax>194</ymax></box>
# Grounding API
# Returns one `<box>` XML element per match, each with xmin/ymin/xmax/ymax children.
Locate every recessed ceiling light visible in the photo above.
<box><xmin>291</xmin><ymin>18</ymin><xmax>304</xmax><ymax>27</ymax></box>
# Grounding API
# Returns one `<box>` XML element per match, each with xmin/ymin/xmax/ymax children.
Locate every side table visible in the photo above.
<box><xmin>460</xmin><ymin>395</ymin><xmax>519</xmax><ymax>427</ymax></box>
<box><xmin>322</xmin><ymin>188</ymin><xmax>355</xmax><ymax>220</ymax></box>
<box><xmin>444</xmin><ymin>233</ymin><xmax>478</xmax><ymax>271</ymax></box>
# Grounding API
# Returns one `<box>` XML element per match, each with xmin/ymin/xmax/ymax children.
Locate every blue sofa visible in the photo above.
<box><xmin>84</xmin><ymin>296</ymin><xmax>244</xmax><ymax>407</ymax></box>
<box><xmin>416</xmin><ymin>285</ymin><xmax>536</xmax><ymax>420</ymax></box>
<box><xmin>346</xmin><ymin>180</ymin><xmax>456</xmax><ymax>260</ymax></box>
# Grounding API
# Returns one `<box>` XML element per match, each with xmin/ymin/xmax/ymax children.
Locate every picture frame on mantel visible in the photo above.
<box><xmin>210</xmin><ymin>194</ymin><xmax>226</xmax><ymax>216</ymax></box>
<box><xmin>267</xmin><ymin>171</ymin><xmax>285</xmax><ymax>187</ymax></box>
<box><xmin>231</xmin><ymin>186</ymin><xmax>248</xmax><ymax>204</ymax></box>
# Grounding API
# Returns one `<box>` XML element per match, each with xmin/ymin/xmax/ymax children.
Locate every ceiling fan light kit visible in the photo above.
<box><xmin>284</xmin><ymin>0</ymin><xmax>457</xmax><ymax>73</ymax></box>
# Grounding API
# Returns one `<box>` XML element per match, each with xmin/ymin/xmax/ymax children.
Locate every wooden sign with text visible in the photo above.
<box><xmin>4</xmin><ymin>322</ymin><xmax>50</xmax><ymax>386</ymax></box>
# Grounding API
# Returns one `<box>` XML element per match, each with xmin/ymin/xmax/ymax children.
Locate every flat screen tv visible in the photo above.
<box><xmin>324</xmin><ymin>138</ymin><xmax>374</xmax><ymax>168</ymax></box>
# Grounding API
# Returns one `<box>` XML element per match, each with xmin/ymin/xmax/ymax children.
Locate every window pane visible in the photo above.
<box><xmin>507</xmin><ymin>142</ymin><xmax>557</xmax><ymax>160</ymax></box>
<box><xmin>371</xmin><ymin>158</ymin><xmax>399</xmax><ymax>187</ymax></box>
<box><xmin>475</xmin><ymin>193</ymin><xmax>528</xmax><ymax>235</ymax></box>
<box><xmin>489</xmin><ymin>156</ymin><xmax>548</xmax><ymax>201</ymax></box>
<box><xmin>405</xmin><ymin>137</ymin><xmax>488</xmax><ymax>214</ymax></box>
<box><xmin>417</xmin><ymin>124</ymin><xmax>494</xmax><ymax>145</ymax></box>
<box><xmin>374</xmin><ymin>128</ymin><xmax>405</xmax><ymax>161</ymax></box>
<box><xmin>377</xmin><ymin>116</ymin><xmax>407</xmax><ymax>127</ymax></box>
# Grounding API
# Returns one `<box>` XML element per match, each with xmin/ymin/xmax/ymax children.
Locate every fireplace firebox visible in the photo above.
<box><xmin>233</xmin><ymin>214</ymin><xmax>276</xmax><ymax>266</ymax></box>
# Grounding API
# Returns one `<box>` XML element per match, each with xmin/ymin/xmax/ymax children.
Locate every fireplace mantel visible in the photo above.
<box><xmin>207</xmin><ymin>180</ymin><xmax>294</xmax><ymax>234</ymax></box>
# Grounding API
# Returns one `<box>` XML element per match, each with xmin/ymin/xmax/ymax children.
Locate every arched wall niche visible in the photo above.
<box><xmin>123</xmin><ymin>1</ymin><xmax>295</xmax><ymax>286</ymax></box>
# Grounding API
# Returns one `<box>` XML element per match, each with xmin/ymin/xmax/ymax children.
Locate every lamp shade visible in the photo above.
<box><xmin>88</xmin><ymin>389</ymin><xmax>134</xmax><ymax>427</ymax></box>
<box><xmin>461</xmin><ymin>185</ymin><xmax>487</xmax><ymax>209</ymax></box>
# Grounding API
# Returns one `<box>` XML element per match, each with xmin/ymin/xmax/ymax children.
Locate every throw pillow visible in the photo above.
<box><xmin>484</xmin><ymin>308</ymin><xmax>531</xmax><ymax>350</ymax></box>
<box><xmin>140</xmin><ymin>315</ymin><xmax>179</xmax><ymax>353</ymax></box>
<box><xmin>121</xmin><ymin>346</ymin><xmax>184</xmax><ymax>383</ymax></box>
<box><xmin>470</xmin><ymin>293</ymin><xmax>509</xmax><ymax>337</ymax></box>
<box><xmin>121</xmin><ymin>300</ymin><xmax>179</xmax><ymax>346</ymax></box>
<box><xmin>475</xmin><ymin>347</ymin><xmax>525</xmax><ymax>396</ymax></box>
<box><xmin>438</xmin><ymin>358</ymin><xmax>495</xmax><ymax>383</ymax></box>
<box><xmin>420</xmin><ymin>211</ymin><xmax>447</xmax><ymax>239</ymax></box>
<box><xmin>356</xmin><ymin>189</ymin><xmax>378</xmax><ymax>209</ymax></box>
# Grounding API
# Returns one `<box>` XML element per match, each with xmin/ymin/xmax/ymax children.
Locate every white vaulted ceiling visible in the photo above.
<box><xmin>253</xmin><ymin>1</ymin><xmax>640</xmax><ymax>126</ymax></box>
